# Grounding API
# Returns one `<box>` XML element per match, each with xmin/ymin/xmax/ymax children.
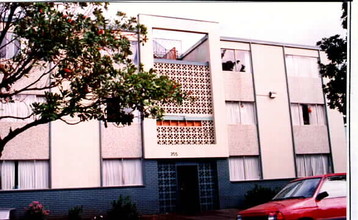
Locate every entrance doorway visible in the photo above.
<box><xmin>157</xmin><ymin>161</ymin><xmax>219</xmax><ymax>214</ymax></box>
<box><xmin>177</xmin><ymin>165</ymin><xmax>200</xmax><ymax>214</ymax></box>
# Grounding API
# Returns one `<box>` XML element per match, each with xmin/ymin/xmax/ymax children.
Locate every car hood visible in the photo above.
<box><xmin>239</xmin><ymin>199</ymin><xmax>308</xmax><ymax>215</ymax></box>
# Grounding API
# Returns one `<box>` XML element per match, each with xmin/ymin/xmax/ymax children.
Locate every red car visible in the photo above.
<box><xmin>237</xmin><ymin>173</ymin><xmax>346</xmax><ymax>220</ymax></box>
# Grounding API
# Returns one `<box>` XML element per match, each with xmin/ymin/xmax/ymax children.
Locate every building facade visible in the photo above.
<box><xmin>0</xmin><ymin>14</ymin><xmax>346</xmax><ymax>218</ymax></box>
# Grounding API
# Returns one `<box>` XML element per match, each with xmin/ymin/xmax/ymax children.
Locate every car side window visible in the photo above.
<box><xmin>319</xmin><ymin>175</ymin><xmax>346</xmax><ymax>198</ymax></box>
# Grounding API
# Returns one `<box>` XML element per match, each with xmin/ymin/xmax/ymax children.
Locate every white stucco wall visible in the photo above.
<box><xmin>293</xmin><ymin>126</ymin><xmax>330</xmax><ymax>154</ymax></box>
<box><xmin>326</xmin><ymin>107</ymin><xmax>347</xmax><ymax>172</ymax></box>
<box><xmin>251</xmin><ymin>43</ymin><xmax>296</xmax><ymax>179</ymax></box>
<box><xmin>101</xmin><ymin>123</ymin><xmax>142</xmax><ymax>158</ymax></box>
<box><xmin>288</xmin><ymin>77</ymin><xmax>325</xmax><ymax>104</ymax></box>
<box><xmin>10</xmin><ymin>65</ymin><xmax>50</xmax><ymax>96</ymax></box>
<box><xmin>0</xmin><ymin>123</ymin><xmax>49</xmax><ymax>160</ymax></box>
<box><xmin>318</xmin><ymin>51</ymin><xmax>347</xmax><ymax>173</ymax></box>
<box><xmin>51</xmin><ymin>120</ymin><xmax>100</xmax><ymax>188</ymax></box>
<box><xmin>228</xmin><ymin>125</ymin><xmax>259</xmax><ymax>156</ymax></box>
<box><xmin>182</xmin><ymin>39</ymin><xmax>210</xmax><ymax>63</ymax></box>
<box><xmin>223</xmin><ymin>72</ymin><xmax>255</xmax><ymax>101</ymax></box>
<box><xmin>285</xmin><ymin>47</ymin><xmax>319</xmax><ymax>57</ymax></box>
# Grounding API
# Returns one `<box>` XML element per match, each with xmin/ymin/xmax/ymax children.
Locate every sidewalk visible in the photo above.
<box><xmin>140</xmin><ymin>209</ymin><xmax>239</xmax><ymax>220</ymax></box>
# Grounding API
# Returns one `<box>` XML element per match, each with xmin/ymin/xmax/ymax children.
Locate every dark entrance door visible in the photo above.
<box><xmin>177</xmin><ymin>165</ymin><xmax>200</xmax><ymax>214</ymax></box>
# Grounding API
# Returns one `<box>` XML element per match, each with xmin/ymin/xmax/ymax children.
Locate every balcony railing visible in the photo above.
<box><xmin>153</xmin><ymin>38</ymin><xmax>182</xmax><ymax>60</ymax></box>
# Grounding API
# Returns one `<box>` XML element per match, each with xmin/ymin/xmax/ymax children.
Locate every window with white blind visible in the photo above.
<box><xmin>285</xmin><ymin>55</ymin><xmax>319</xmax><ymax>78</ymax></box>
<box><xmin>296</xmin><ymin>154</ymin><xmax>332</xmax><ymax>177</ymax></box>
<box><xmin>130</xmin><ymin>41</ymin><xmax>139</xmax><ymax>65</ymax></box>
<box><xmin>221</xmin><ymin>49</ymin><xmax>252</xmax><ymax>73</ymax></box>
<box><xmin>102</xmin><ymin>159</ymin><xmax>143</xmax><ymax>187</ymax></box>
<box><xmin>0</xmin><ymin>95</ymin><xmax>45</xmax><ymax>122</ymax></box>
<box><xmin>0</xmin><ymin>160</ymin><xmax>49</xmax><ymax>190</ymax></box>
<box><xmin>291</xmin><ymin>104</ymin><xmax>326</xmax><ymax>126</ymax></box>
<box><xmin>226</xmin><ymin>101</ymin><xmax>256</xmax><ymax>125</ymax></box>
<box><xmin>0</xmin><ymin>32</ymin><xmax>20</xmax><ymax>59</ymax></box>
<box><xmin>228</xmin><ymin>156</ymin><xmax>261</xmax><ymax>181</ymax></box>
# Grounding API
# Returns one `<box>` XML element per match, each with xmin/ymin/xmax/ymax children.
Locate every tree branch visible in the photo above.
<box><xmin>0</xmin><ymin>3</ymin><xmax>19</xmax><ymax>50</ymax></box>
<box><xmin>0</xmin><ymin>54</ymin><xmax>37</xmax><ymax>91</ymax></box>
<box><xmin>0</xmin><ymin>113</ymin><xmax>34</xmax><ymax>121</ymax></box>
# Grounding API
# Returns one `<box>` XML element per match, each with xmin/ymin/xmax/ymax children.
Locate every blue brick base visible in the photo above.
<box><xmin>0</xmin><ymin>159</ymin><xmax>291</xmax><ymax>219</ymax></box>
<box><xmin>0</xmin><ymin>160</ymin><xmax>159</xmax><ymax>219</ymax></box>
<box><xmin>216</xmin><ymin>159</ymin><xmax>291</xmax><ymax>209</ymax></box>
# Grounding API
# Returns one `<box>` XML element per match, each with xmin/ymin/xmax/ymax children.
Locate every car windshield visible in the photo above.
<box><xmin>273</xmin><ymin>178</ymin><xmax>321</xmax><ymax>200</ymax></box>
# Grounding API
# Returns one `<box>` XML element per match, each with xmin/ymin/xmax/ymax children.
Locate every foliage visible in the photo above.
<box><xmin>24</xmin><ymin>201</ymin><xmax>50</xmax><ymax>220</ymax></box>
<box><xmin>107</xmin><ymin>195</ymin><xmax>139</xmax><ymax>220</ymax></box>
<box><xmin>316</xmin><ymin>2</ymin><xmax>347</xmax><ymax>121</ymax></box>
<box><xmin>243</xmin><ymin>185</ymin><xmax>279</xmax><ymax>208</ymax></box>
<box><xmin>68</xmin><ymin>205</ymin><xmax>83</xmax><ymax>220</ymax></box>
<box><xmin>0</xmin><ymin>2</ymin><xmax>189</xmax><ymax>155</ymax></box>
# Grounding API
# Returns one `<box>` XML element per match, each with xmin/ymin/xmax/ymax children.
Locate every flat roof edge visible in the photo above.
<box><xmin>138</xmin><ymin>13</ymin><xmax>218</xmax><ymax>24</ymax></box>
<box><xmin>221</xmin><ymin>36</ymin><xmax>320</xmax><ymax>50</ymax></box>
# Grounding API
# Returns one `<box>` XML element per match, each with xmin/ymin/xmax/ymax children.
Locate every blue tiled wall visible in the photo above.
<box><xmin>0</xmin><ymin>159</ymin><xmax>292</xmax><ymax>219</ymax></box>
<box><xmin>216</xmin><ymin>159</ymin><xmax>292</xmax><ymax>209</ymax></box>
<box><xmin>0</xmin><ymin>160</ymin><xmax>160</xmax><ymax>219</ymax></box>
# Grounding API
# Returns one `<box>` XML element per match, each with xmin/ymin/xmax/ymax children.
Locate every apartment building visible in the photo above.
<box><xmin>0</xmin><ymin>14</ymin><xmax>346</xmax><ymax>218</ymax></box>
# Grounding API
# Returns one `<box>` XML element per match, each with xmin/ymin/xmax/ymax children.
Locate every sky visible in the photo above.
<box><xmin>107</xmin><ymin>2</ymin><xmax>346</xmax><ymax>47</ymax></box>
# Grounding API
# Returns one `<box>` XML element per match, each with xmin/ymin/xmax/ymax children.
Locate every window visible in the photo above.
<box><xmin>273</xmin><ymin>178</ymin><xmax>321</xmax><ymax>200</ymax></box>
<box><xmin>226</xmin><ymin>101</ymin><xmax>256</xmax><ymax>125</ymax></box>
<box><xmin>0</xmin><ymin>160</ymin><xmax>49</xmax><ymax>190</ymax></box>
<box><xmin>221</xmin><ymin>49</ymin><xmax>251</xmax><ymax>73</ymax></box>
<box><xmin>130</xmin><ymin>41</ymin><xmax>139</xmax><ymax>65</ymax></box>
<box><xmin>0</xmin><ymin>32</ymin><xmax>20</xmax><ymax>59</ymax></box>
<box><xmin>286</xmin><ymin>55</ymin><xmax>319</xmax><ymax>78</ymax></box>
<box><xmin>106</xmin><ymin>98</ymin><xmax>141</xmax><ymax>124</ymax></box>
<box><xmin>228</xmin><ymin>156</ymin><xmax>261</xmax><ymax>181</ymax></box>
<box><xmin>296</xmin><ymin>154</ymin><xmax>332</xmax><ymax>177</ymax></box>
<box><xmin>319</xmin><ymin>175</ymin><xmax>346</xmax><ymax>198</ymax></box>
<box><xmin>102</xmin><ymin>159</ymin><xmax>143</xmax><ymax>187</ymax></box>
<box><xmin>291</xmin><ymin>104</ymin><xmax>326</xmax><ymax>126</ymax></box>
<box><xmin>0</xmin><ymin>95</ymin><xmax>45</xmax><ymax>122</ymax></box>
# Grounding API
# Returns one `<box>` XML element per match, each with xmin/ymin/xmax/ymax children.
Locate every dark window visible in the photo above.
<box><xmin>221</xmin><ymin>49</ymin><xmax>251</xmax><ymax>73</ymax></box>
<box><xmin>302</xmin><ymin>104</ymin><xmax>310</xmax><ymax>125</ymax></box>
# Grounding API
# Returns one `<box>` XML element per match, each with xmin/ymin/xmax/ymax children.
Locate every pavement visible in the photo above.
<box><xmin>139</xmin><ymin>209</ymin><xmax>240</xmax><ymax>220</ymax></box>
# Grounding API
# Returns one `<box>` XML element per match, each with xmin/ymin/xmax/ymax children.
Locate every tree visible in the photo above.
<box><xmin>316</xmin><ymin>2</ymin><xmax>347</xmax><ymax>121</ymax></box>
<box><xmin>0</xmin><ymin>2</ymin><xmax>188</xmax><ymax>156</ymax></box>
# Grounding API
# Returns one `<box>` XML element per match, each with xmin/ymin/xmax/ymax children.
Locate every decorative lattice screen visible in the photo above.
<box><xmin>154</xmin><ymin>61</ymin><xmax>215</xmax><ymax>145</ymax></box>
<box><xmin>154</xmin><ymin>61</ymin><xmax>213</xmax><ymax>115</ymax></box>
<box><xmin>158</xmin><ymin>162</ymin><xmax>177</xmax><ymax>213</ymax></box>
<box><xmin>198</xmin><ymin>162</ymin><xmax>219</xmax><ymax>211</ymax></box>
<box><xmin>157</xmin><ymin>120</ymin><xmax>215</xmax><ymax>145</ymax></box>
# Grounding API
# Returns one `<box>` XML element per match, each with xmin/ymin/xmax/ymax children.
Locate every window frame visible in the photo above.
<box><xmin>226</xmin><ymin>101</ymin><xmax>256</xmax><ymax>125</ymax></box>
<box><xmin>102</xmin><ymin>158</ymin><xmax>144</xmax><ymax>187</ymax></box>
<box><xmin>296</xmin><ymin>154</ymin><xmax>333</xmax><ymax>178</ymax></box>
<box><xmin>0</xmin><ymin>160</ymin><xmax>50</xmax><ymax>190</ymax></box>
<box><xmin>285</xmin><ymin>54</ymin><xmax>320</xmax><ymax>78</ymax></box>
<box><xmin>0</xmin><ymin>32</ymin><xmax>20</xmax><ymax>59</ymax></box>
<box><xmin>291</xmin><ymin>103</ymin><xmax>327</xmax><ymax>126</ymax></box>
<box><xmin>221</xmin><ymin>48</ymin><xmax>252</xmax><ymax>73</ymax></box>
<box><xmin>228</xmin><ymin>156</ymin><xmax>262</xmax><ymax>181</ymax></box>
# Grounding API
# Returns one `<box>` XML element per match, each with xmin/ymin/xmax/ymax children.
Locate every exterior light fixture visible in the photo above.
<box><xmin>269</xmin><ymin>92</ymin><xmax>277</xmax><ymax>99</ymax></box>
